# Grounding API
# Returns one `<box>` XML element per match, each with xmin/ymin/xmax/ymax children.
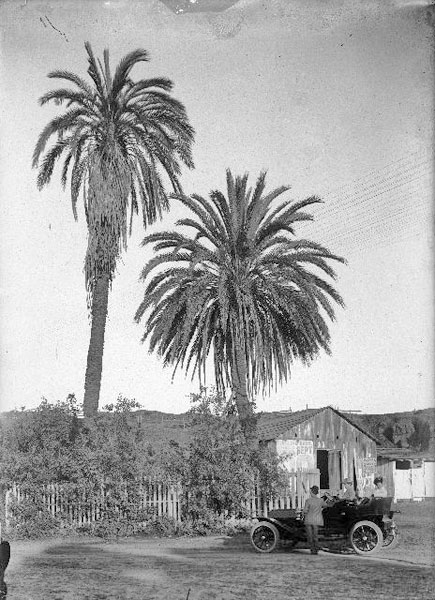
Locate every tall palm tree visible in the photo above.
<box><xmin>33</xmin><ymin>43</ymin><xmax>195</xmax><ymax>417</ymax></box>
<box><xmin>135</xmin><ymin>170</ymin><xmax>345</xmax><ymax>440</ymax></box>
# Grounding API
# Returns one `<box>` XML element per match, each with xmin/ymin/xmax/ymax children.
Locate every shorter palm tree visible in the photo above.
<box><xmin>135</xmin><ymin>170</ymin><xmax>346</xmax><ymax>440</ymax></box>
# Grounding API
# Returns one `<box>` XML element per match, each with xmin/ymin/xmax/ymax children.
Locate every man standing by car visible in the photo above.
<box><xmin>303</xmin><ymin>485</ymin><xmax>327</xmax><ymax>555</ymax></box>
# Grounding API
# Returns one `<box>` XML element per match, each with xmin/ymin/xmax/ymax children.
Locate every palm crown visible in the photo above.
<box><xmin>32</xmin><ymin>42</ymin><xmax>195</xmax><ymax>293</ymax></box>
<box><xmin>135</xmin><ymin>170</ymin><xmax>345</xmax><ymax>414</ymax></box>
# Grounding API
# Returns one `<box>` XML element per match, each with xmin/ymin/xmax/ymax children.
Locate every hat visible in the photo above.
<box><xmin>310</xmin><ymin>485</ymin><xmax>319</xmax><ymax>494</ymax></box>
<box><xmin>343</xmin><ymin>478</ymin><xmax>353</xmax><ymax>485</ymax></box>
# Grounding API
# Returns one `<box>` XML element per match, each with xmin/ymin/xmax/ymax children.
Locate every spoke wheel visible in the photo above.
<box><xmin>349</xmin><ymin>520</ymin><xmax>383</xmax><ymax>555</ymax></box>
<box><xmin>250</xmin><ymin>522</ymin><xmax>280</xmax><ymax>553</ymax></box>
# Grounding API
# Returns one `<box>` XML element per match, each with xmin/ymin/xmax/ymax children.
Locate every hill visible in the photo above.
<box><xmin>2</xmin><ymin>405</ymin><xmax>434</xmax><ymax>455</ymax></box>
<box><xmin>343</xmin><ymin>408</ymin><xmax>435</xmax><ymax>455</ymax></box>
<box><xmin>128</xmin><ymin>406</ymin><xmax>435</xmax><ymax>455</ymax></box>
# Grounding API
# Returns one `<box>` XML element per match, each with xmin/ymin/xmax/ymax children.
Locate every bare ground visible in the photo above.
<box><xmin>5</xmin><ymin>500</ymin><xmax>435</xmax><ymax>600</ymax></box>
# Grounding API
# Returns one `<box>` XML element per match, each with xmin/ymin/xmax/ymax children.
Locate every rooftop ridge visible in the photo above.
<box><xmin>257</xmin><ymin>405</ymin><xmax>380</xmax><ymax>444</ymax></box>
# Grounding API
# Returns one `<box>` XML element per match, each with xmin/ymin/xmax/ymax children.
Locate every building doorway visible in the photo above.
<box><xmin>317</xmin><ymin>450</ymin><xmax>329</xmax><ymax>489</ymax></box>
<box><xmin>316</xmin><ymin>449</ymin><xmax>342</xmax><ymax>491</ymax></box>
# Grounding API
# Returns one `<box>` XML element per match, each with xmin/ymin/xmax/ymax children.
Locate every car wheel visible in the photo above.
<box><xmin>250</xmin><ymin>522</ymin><xmax>280</xmax><ymax>553</ymax></box>
<box><xmin>349</xmin><ymin>520</ymin><xmax>383</xmax><ymax>555</ymax></box>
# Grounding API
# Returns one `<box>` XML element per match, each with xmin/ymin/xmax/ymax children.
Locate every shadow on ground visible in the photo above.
<box><xmin>5</xmin><ymin>534</ymin><xmax>435</xmax><ymax>600</ymax></box>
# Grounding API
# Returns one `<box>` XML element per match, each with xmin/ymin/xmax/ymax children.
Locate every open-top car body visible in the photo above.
<box><xmin>251</xmin><ymin>496</ymin><xmax>399</xmax><ymax>555</ymax></box>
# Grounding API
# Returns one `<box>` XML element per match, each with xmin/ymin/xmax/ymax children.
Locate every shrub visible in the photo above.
<box><xmin>1</xmin><ymin>391</ymin><xmax>285</xmax><ymax>539</ymax></box>
<box><xmin>8</xmin><ymin>498</ymin><xmax>60</xmax><ymax>539</ymax></box>
<box><xmin>162</xmin><ymin>388</ymin><xmax>287</xmax><ymax>527</ymax></box>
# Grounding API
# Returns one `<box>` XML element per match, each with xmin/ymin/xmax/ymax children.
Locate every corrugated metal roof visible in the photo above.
<box><xmin>257</xmin><ymin>405</ymin><xmax>380</xmax><ymax>443</ymax></box>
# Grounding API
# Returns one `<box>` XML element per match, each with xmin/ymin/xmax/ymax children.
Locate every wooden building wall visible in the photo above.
<box><xmin>377</xmin><ymin>458</ymin><xmax>435</xmax><ymax>500</ymax></box>
<box><xmin>270</xmin><ymin>408</ymin><xmax>377</xmax><ymax>494</ymax></box>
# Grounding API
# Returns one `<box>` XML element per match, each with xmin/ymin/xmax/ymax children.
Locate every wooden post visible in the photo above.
<box><xmin>3</xmin><ymin>487</ymin><xmax>11</xmax><ymax>531</ymax></box>
<box><xmin>158</xmin><ymin>483</ymin><xmax>162</xmax><ymax>517</ymax></box>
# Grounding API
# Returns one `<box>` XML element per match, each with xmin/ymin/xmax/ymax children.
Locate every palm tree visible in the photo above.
<box><xmin>33</xmin><ymin>43</ymin><xmax>195</xmax><ymax>417</ymax></box>
<box><xmin>135</xmin><ymin>170</ymin><xmax>345</xmax><ymax>440</ymax></box>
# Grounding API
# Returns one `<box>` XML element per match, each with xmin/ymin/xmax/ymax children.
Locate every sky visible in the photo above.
<box><xmin>0</xmin><ymin>0</ymin><xmax>433</xmax><ymax>415</ymax></box>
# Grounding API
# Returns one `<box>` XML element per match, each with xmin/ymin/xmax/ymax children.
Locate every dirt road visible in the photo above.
<box><xmin>6</xmin><ymin>534</ymin><xmax>434</xmax><ymax>600</ymax></box>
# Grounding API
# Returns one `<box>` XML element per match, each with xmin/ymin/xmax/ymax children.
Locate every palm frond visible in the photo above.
<box><xmin>103</xmin><ymin>48</ymin><xmax>112</xmax><ymax>95</ymax></box>
<box><xmin>125</xmin><ymin>78</ymin><xmax>174</xmax><ymax>101</ymax></box>
<box><xmin>36</xmin><ymin>139</ymin><xmax>70</xmax><ymax>189</ymax></box>
<box><xmin>246</xmin><ymin>185</ymin><xmax>291</xmax><ymax>240</ymax></box>
<box><xmin>32</xmin><ymin>108</ymin><xmax>91</xmax><ymax>167</ymax></box>
<box><xmin>39</xmin><ymin>88</ymin><xmax>96</xmax><ymax>110</ymax></box>
<box><xmin>47</xmin><ymin>70</ymin><xmax>95</xmax><ymax>97</ymax></box>
<box><xmin>84</xmin><ymin>42</ymin><xmax>106</xmax><ymax>99</ymax></box>
<box><xmin>112</xmin><ymin>48</ymin><xmax>149</xmax><ymax>98</ymax></box>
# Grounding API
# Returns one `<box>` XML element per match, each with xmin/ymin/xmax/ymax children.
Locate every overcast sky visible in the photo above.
<box><xmin>0</xmin><ymin>0</ymin><xmax>433</xmax><ymax>415</ymax></box>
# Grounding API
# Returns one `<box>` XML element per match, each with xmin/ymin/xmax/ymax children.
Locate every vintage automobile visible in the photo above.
<box><xmin>250</xmin><ymin>496</ymin><xmax>399</xmax><ymax>555</ymax></box>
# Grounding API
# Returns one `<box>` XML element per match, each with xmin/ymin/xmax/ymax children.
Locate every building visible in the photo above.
<box><xmin>376</xmin><ymin>447</ymin><xmax>435</xmax><ymax>501</ymax></box>
<box><xmin>257</xmin><ymin>406</ymin><xmax>378</xmax><ymax>496</ymax></box>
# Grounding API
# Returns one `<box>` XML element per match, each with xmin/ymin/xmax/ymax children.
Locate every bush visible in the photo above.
<box><xmin>161</xmin><ymin>388</ymin><xmax>287</xmax><ymax>527</ymax></box>
<box><xmin>1</xmin><ymin>391</ymin><xmax>284</xmax><ymax>540</ymax></box>
<box><xmin>8</xmin><ymin>498</ymin><xmax>61</xmax><ymax>539</ymax></box>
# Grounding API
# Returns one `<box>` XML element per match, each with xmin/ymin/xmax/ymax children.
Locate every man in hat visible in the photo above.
<box><xmin>303</xmin><ymin>485</ymin><xmax>327</xmax><ymax>555</ymax></box>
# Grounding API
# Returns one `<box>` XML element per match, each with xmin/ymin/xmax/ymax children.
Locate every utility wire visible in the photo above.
<box><xmin>313</xmin><ymin>149</ymin><xmax>432</xmax><ymax>205</ymax></box>
<box><xmin>296</xmin><ymin>151</ymin><xmax>433</xmax><ymax>255</ymax></box>
<box><xmin>316</xmin><ymin>161</ymin><xmax>431</xmax><ymax>221</ymax></box>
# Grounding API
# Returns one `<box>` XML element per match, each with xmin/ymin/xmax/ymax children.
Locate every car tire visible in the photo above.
<box><xmin>349</xmin><ymin>520</ymin><xmax>383</xmax><ymax>555</ymax></box>
<box><xmin>250</xmin><ymin>522</ymin><xmax>280</xmax><ymax>553</ymax></box>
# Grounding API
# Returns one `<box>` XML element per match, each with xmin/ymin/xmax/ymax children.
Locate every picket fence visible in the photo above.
<box><xmin>3</xmin><ymin>470</ymin><xmax>319</xmax><ymax>527</ymax></box>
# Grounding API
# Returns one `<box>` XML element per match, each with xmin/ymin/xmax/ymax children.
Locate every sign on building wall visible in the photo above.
<box><xmin>276</xmin><ymin>439</ymin><xmax>314</xmax><ymax>471</ymax></box>
<box><xmin>356</xmin><ymin>456</ymin><xmax>377</xmax><ymax>497</ymax></box>
<box><xmin>362</xmin><ymin>457</ymin><xmax>377</xmax><ymax>476</ymax></box>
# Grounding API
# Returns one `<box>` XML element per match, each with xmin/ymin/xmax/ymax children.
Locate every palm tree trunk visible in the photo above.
<box><xmin>231</xmin><ymin>345</ymin><xmax>257</xmax><ymax>445</ymax></box>
<box><xmin>83</xmin><ymin>274</ymin><xmax>110</xmax><ymax>416</ymax></box>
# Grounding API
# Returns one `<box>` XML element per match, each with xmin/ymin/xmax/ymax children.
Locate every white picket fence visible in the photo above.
<box><xmin>3</xmin><ymin>470</ymin><xmax>319</xmax><ymax>527</ymax></box>
<box><xmin>248</xmin><ymin>469</ymin><xmax>320</xmax><ymax>515</ymax></box>
<box><xmin>4</xmin><ymin>480</ymin><xmax>182</xmax><ymax>526</ymax></box>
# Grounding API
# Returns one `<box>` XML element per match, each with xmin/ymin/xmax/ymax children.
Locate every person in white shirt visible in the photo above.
<box><xmin>373</xmin><ymin>476</ymin><xmax>388</xmax><ymax>498</ymax></box>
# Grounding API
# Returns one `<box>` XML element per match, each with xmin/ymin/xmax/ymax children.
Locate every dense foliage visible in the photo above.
<box><xmin>0</xmin><ymin>395</ymin><xmax>159</xmax><ymax>538</ymax></box>
<box><xmin>160</xmin><ymin>390</ymin><xmax>287</xmax><ymax>531</ymax></box>
<box><xmin>0</xmin><ymin>395</ymin><xmax>159</xmax><ymax>486</ymax></box>
<box><xmin>0</xmin><ymin>392</ymin><xmax>285</xmax><ymax>538</ymax></box>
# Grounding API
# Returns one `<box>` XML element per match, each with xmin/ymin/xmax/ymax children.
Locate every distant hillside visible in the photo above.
<box><xmin>2</xmin><ymin>405</ymin><xmax>434</xmax><ymax>455</ymax></box>
<box><xmin>343</xmin><ymin>408</ymin><xmax>435</xmax><ymax>455</ymax></box>
<box><xmin>129</xmin><ymin>407</ymin><xmax>435</xmax><ymax>455</ymax></box>
<box><xmin>132</xmin><ymin>409</ymin><xmax>191</xmax><ymax>448</ymax></box>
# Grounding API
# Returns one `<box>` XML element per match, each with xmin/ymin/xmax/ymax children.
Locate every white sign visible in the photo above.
<box><xmin>297</xmin><ymin>440</ymin><xmax>313</xmax><ymax>455</ymax></box>
<box><xmin>276</xmin><ymin>439</ymin><xmax>314</xmax><ymax>470</ymax></box>
<box><xmin>362</xmin><ymin>457</ymin><xmax>377</xmax><ymax>476</ymax></box>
